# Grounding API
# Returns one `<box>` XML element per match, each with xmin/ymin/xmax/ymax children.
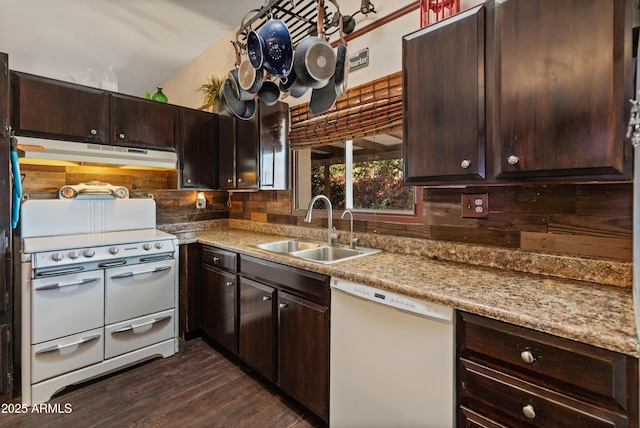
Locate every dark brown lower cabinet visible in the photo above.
<box><xmin>457</xmin><ymin>311</ymin><xmax>638</xmax><ymax>428</ymax></box>
<box><xmin>238</xmin><ymin>277</ymin><xmax>276</xmax><ymax>382</ymax></box>
<box><xmin>238</xmin><ymin>254</ymin><xmax>330</xmax><ymax>422</ymax></box>
<box><xmin>277</xmin><ymin>291</ymin><xmax>329</xmax><ymax>420</ymax></box>
<box><xmin>202</xmin><ymin>266</ymin><xmax>237</xmax><ymax>354</ymax></box>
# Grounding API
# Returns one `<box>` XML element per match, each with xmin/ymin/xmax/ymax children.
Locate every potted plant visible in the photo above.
<box><xmin>197</xmin><ymin>75</ymin><xmax>225</xmax><ymax>112</ymax></box>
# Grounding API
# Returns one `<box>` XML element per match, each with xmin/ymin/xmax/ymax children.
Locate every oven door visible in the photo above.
<box><xmin>31</xmin><ymin>270</ymin><xmax>104</xmax><ymax>344</ymax></box>
<box><xmin>104</xmin><ymin>259</ymin><xmax>176</xmax><ymax>325</ymax></box>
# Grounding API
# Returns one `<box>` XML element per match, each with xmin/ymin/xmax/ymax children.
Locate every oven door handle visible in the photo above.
<box><xmin>110</xmin><ymin>266</ymin><xmax>171</xmax><ymax>279</ymax></box>
<box><xmin>35</xmin><ymin>334</ymin><xmax>101</xmax><ymax>355</ymax></box>
<box><xmin>35</xmin><ymin>277</ymin><xmax>101</xmax><ymax>291</ymax></box>
<box><xmin>112</xmin><ymin>315</ymin><xmax>172</xmax><ymax>333</ymax></box>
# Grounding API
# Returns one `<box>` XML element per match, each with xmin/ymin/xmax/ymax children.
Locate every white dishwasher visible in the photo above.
<box><xmin>330</xmin><ymin>277</ymin><xmax>455</xmax><ymax>428</ymax></box>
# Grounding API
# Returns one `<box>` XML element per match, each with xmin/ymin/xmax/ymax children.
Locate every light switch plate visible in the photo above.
<box><xmin>461</xmin><ymin>193</ymin><xmax>488</xmax><ymax>218</ymax></box>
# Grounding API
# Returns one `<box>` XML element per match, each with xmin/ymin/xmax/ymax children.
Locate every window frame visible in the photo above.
<box><xmin>291</xmin><ymin>149</ymin><xmax>424</xmax><ymax>224</ymax></box>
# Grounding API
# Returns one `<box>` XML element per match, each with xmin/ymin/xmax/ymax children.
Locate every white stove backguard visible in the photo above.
<box><xmin>21</xmin><ymin>198</ymin><xmax>156</xmax><ymax>238</ymax></box>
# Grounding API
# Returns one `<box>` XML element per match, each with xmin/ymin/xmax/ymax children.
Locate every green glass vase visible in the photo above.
<box><xmin>152</xmin><ymin>86</ymin><xmax>168</xmax><ymax>103</ymax></box>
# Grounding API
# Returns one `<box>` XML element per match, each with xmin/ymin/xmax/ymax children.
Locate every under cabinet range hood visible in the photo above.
<box><xmin>15</xmin><ymin>136</ymin><xmax>177</xmax><ymax>169</ymax></box>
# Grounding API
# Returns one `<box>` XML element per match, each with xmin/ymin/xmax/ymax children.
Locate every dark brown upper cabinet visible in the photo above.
<box><xmin>403</xmin><ymin>5</ymin><xmax>486</xmax><ymax>183</ymax></box>
<box><xmin>402</xmin><ymin>0</ymin><xmax>632</xmax><ymax>185</ymax></box>
<box><xmin>493</xmin><ymin>0</ymin><xmax>630</xmax><ymax>179</ymax></box>
<box><xmin>11</xmin><ymin>71</ymin><xmax>109</xmax><ymax>143</ymax></box>
<box><xmin>110</xmin><ymin>93</ymin><xmax>177</xmax><ymax>152</ymax></box>
<box><xmin>218</xmin><ymin>110</ymin><xmax>260</xmax><ymax>191</ymax></box>
<box><xmin>179</xmin><ymin>107</ymin><xmax>219</xmax><ymax>189</ymax></box>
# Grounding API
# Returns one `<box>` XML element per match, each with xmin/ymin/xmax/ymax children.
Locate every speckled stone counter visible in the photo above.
<box><xmin>163</xmin><ymin>221</ymin><xmax>638</xmax><ymax>357</ymax></box>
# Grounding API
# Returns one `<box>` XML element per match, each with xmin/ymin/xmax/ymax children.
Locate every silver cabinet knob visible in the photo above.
<box><xmin>460</xmin><ymin>159</ymin><xmax>471</xmax><ymax>169</ymax></box>
<box><xmin>226</xmin><ymin>281</ymin><xmax>233</xmax><ymax>287</ymax></box>
<box><xmin>118</xmin><ymin>133</ymin><xmax>125</xmax><ymax>140</ymax></box>
<box><xmin>212</xmin><ymin>256</ymin><xmax>220</xmax><ymax>263</ymax></box>
<box><xmin>508</xmin><ymin>155</ymin><xmax>519</xmax><ymax>165</ymax></box>
<box><xmin>520</xmin><ymin>350</ymin><xmax>535</xmax><ymax>364</ymax></box>
<box><xmin>279</xmin><ymin>303</ymin><xmax>288</xmax><ymax>309</ymax></box>
<box><xmin>90</xmin><ymin>129</ymin><xmax>97</xmax><ymax>135</ymax></box>
<box><xmin>186</xmin><ymin>178</ymin><xmax>192</xmax><ymax>183</ymax></box>
<box><xmin>238</xmin><ymin>177</ymin><xmax>245</xmax><ymax>183</ymax></box>
<box><xmin>227</xmin><ymin>178</ymin><xmax>233</xmax><ymax>184</ymax></box>
<box><xmin>522</xmin><ymin>404</ymin><xmax>536</xmax><ymax>419</ymax></box>
<box><xmin>262</xmin><ymin>296</ymin><xmax>272</xmax><ymax>302</ymax></box>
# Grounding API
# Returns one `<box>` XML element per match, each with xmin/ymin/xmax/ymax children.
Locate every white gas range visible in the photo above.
<box><xmin>19</xmin><ymin>183</ymin><xmax>179</xmax><ymax>405</ymax></box>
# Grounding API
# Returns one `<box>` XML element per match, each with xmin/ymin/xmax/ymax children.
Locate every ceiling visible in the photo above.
<box><xmin>0</xmin><ymin>0</ymin><xmax>266</xmax><ymax>97</ymax></box>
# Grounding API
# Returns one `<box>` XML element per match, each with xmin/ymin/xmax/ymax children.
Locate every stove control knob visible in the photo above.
<box><xmin>143</xmin><ymin>243</ymin><xmax>153</xmax><ymax>250</ymax></box>
<box><xmin>155</xmin><ymin>242</ymin><xmax>164</xmax><ymax>250</ymax></box>
<box><xmin>109</xmin><ymin>247</ymin><xmax>120</xmax><ymax>255</ymax></box>
<box><xmin>83</xmin><ymin>249</ymin><xmax>95</xmax><ymax>258</ymax></box>
<box><xmin>51</xmin><ymin>252</ymin><xmax>64</xmax><ymax>262</ymax></box>
<box><xmin>68</xmin><ymin>251</ymin><xmax>80</xmax><ymax>260</ymax></box>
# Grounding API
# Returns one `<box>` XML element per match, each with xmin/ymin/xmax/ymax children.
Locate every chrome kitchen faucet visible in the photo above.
<box><xmin>304</xmin><ymin>195</ymin><xmax>339</xmax><ymax>245</ymax></box>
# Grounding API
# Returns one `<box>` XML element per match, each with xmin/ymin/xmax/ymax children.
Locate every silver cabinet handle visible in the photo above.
<box><xmin>118</xmin><ymin>133</ymin><xmax>125</xmax><ymax>140</ymax></box>
<box><xmin>36</xmin><ymin>334</ymin><xmax>100</xmax><ymax>354</ymax></box>
<box><xmin>522</xmin><ymin>404</ymin><xmax>536</xmax><ymax>419</ymax></box>
<box><xmin>520</xmin><ymin>350</ymin><xmax>535</xmax><ymax>364</ymax></box>
<box><xmin>212</xmin><ymin>256</ymin><xmax>220</xmax><ymax>263</ymax></box>
<box><xmin>110</xmin><ymin>266</ymin><xmax>171</xmax><ymax>279</ymax></box>
<box><xmin>262</xmin><ymin>296</ymin><xmax>272</xmax><ymax>302</ymax></box>
<box><xmin>279</xmin><ymin>303</ymin><xmax>288</xmax><ymax>309</ymax></box>
<box><xmin>90</xmin><ymin>129</ymin><xmax>97</xmax><ymax>135</ymax></box>
<box><xmin>35</xmin><ymin>277</ymin><xmax>100</xmax><ymax>291</ymax></box>
<box><xmin>238</xmin><ymin>177</ymin><xmax>245</xmax><ymax>183</ymax></box>
<box><xmin>112</xmin><ymin>315</ymin><xmax>171</xmax><ymax>333</ymax></box>
<box><xmin>227</xmin><ymin>178</ymin><xmax>233</xmax><ymax>183</ymax></box>
<box><xmin>508</xmin><ymin>155</ymin><xmax>519</xmax><ymax>165</ymax></box>
<box><xmin>226</xmin><ymin>281</ymin><xmax>234</xmax><ymax>287</ymax></box>
<box><xmin>460</xmin><ymin>159</ymin><xmax>471</xmax><ymax>169</ymax></box>
<box><xmin>186</xmin><ymin>178</ymin><xmax>192</xmax><ymax>183</ymax></box>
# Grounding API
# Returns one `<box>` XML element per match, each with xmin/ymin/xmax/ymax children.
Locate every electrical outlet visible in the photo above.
<box><xmin>461</xmin><ymin>193</ymin><xmax>488</xmax><ymax>218</ymax></box>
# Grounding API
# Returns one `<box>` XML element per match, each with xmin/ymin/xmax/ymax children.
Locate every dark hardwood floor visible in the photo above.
<box><xmin>2</xmin><ymin>338</ymin><xmax>326</xmax><ymax>427</ymax></box>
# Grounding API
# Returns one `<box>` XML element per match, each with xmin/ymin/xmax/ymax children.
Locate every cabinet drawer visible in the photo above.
<box><xmin>105</xmin><ymin>309</ymin><xmax>175</xmax><ymax>359</ymax></box>
<box><xmin>31</xmin><ymin>328</ymin><xmax>104</xmax><ymax>384</ymax></box>
<box><xmin>202</xmin><ymin>246</ymin><xmax>237</xmax><ymax>272</ymax></box>
<box><xmin>457</xmin><ymin>312</ymin><xmax>634</xmax><ymax>411</ymax></box>
<box><xmin>239</xmin><ymin>255</ymin><xmax>330</xmax><ymax>305</ymax></box>
<box><xmin>459</xmin><ymin>358</ymin><xmax>628</xmax><ymax>428</ymax></box>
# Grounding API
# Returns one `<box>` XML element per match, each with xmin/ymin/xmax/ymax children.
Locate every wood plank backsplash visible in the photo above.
<box><xmin>227</xmin><ymin>184</ymin><xmax>633</xmax><ymax>262</ymax></box>
<box><xmin>19</xmin><ymin>164</ymin><xmax>632</xmax><ymax>261</ymax></box>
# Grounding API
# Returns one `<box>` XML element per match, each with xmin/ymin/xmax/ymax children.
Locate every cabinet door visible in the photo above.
<box><xmin>235</xmin><ymin>113</ymin><xmax>259</xmax><ymax>189</ymax></box>
<box><xmin>202</xmin><ymin>265</ymin><xmax>237</xmax><ymax>354</ymax></box>
<box><xmin>278</xmin><ymin>291</ymin><xmax>329</xmax><ymax>421</ymax></box>
<box><xmin>110</xmin><ymin>94</ymin><xmax>177</xmax><ymax>151</ymax></box>
<box><xmin>11</xmin><ymin>71</ymin><xmax>108</xmax><ymax>143</ymax></box>
<box><xmin>218</xmin><ymin>114</ymin><xmax>236</xmax><ymax>189</ymax></box>
<box><xmin>0</xmin><ymin>53</ymin><xmax>12</xmax><ymax>399</ymax></box>
<box><xmin>179</xmin><ymin>244</ymin><xmax>201</xmax><ymax>338</ymax></box>
<box><xmin>238</xmin><ymin>277</ymin><xmax>275</xmax><ymax>382</ymax></box>
<box><xmin>494</xmin><ymin>0</ymin><xmax>628</xmax><ymax>178</ymax></box>
<box><xmin>179</xmin><ymin>108</ymin><xmax>219</xmax><ymax>189</ymax></box>
<box><xmin>402</xmin><ymin>6</ymin><xmax>485</xmax><ymax>183</ymax></box>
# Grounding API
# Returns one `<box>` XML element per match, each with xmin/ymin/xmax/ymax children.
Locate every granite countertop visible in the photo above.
<box><xmin>173</xmin><ymin>227</ymin><xmax>639</xmax><ymax>358</ymax></box>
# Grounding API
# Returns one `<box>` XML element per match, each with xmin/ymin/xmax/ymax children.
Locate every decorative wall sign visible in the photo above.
<box><xmin>348</xmin><ymin>48</ymin><xmax>369</xmax><ymax>71</ymax></box>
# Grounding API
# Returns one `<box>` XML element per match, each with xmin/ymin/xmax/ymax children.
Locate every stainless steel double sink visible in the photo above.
<box><xmin>255</xmin><ymin>239</ymin><xmax>380</xmax><ymax>264</ymax></box>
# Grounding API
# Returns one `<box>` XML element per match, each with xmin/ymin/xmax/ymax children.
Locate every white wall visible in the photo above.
<box><xmin>161</xmin><ymin>0</ymin><xmax>483</xmax><ymax>109</ymax></box>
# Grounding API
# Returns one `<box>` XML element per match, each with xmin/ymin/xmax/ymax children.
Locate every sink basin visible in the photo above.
<box><xmin>255</xmin><ymin>239</ymin><xmax>380</xmax><ymax>264</ymax></box>
<box><xmin>255</xmin><ymin>239</ymin><xmax>322</xmax><ymax>254</ymax></box>
<box><xmin>291</xmin><ymin>246</ymin><xmax>363</xmax><ymax>263</ymax></box>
